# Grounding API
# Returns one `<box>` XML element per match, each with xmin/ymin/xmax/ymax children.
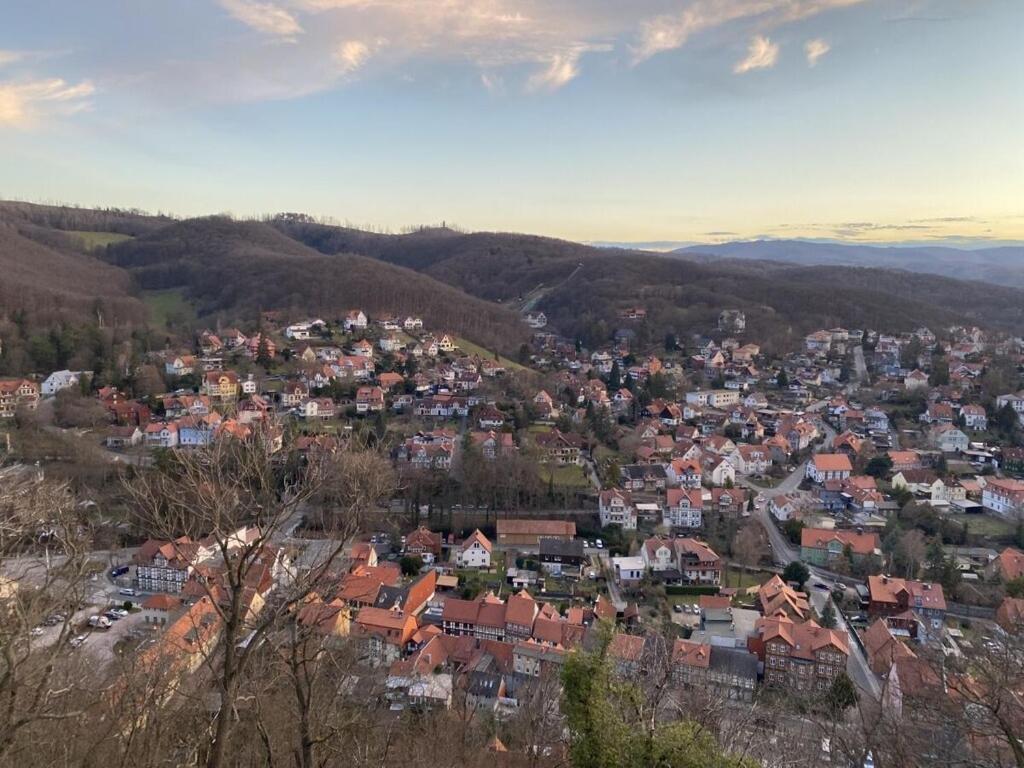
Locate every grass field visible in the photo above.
<box><xmin>66</xmin><ymin>230</ymin><xmax>134</xmax><ymax>250</ymax></box>
<box><xmin>454</xmin><ymin>336</ymin><xmax>530</xmax><ymax>373</ymax></box>
<box><xmin>720</xmin><ymin>566</ymin><xmax>772</xmax><ymax>590</ymax></box>
<box><xmin>540</xmin><ymin>463</ymin><xmax>590</xmax><ymax>489</ymax></box>
<box><xmin>142</xmin><ymin>288</ymin><xmax>197</xmax><ymax>329</ymax></box>
<box><xmin>962</xmin><ymin>514</ymin><xmax>1018</xmax><ymax>540</ymax></box>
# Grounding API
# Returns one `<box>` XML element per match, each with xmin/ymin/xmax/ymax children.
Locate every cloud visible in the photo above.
<box><xmin>0</xmin><ymin>77</ymin><xmax>95</xmax><ymax>127</ymax></box>
<box><xmin>804</xmin><ymin>38</ymin><xmax>830</xmax><ymax>66</ymax></box>
<box><xmin>632</xmin><ymin>0</ymin><xmax>865</xmax><ymax>64</ymax></box>
<box><xmin>0</xmin><ymin>50</ymin><xmax>24</xmax><ymax>67</ymax></box>
<box><xmin>218</xmin><ymin>0</ymin><xmax>303</xmax><ymax>41</ymax></box>
<box><xmin>733</xmin><ymin>35</ymin><xmax>779</xmax><ymax>74</ymax></box>
<box><xmin>334</xmin><ymin>40</ymin><xmax>370</xmax><ymax>74</ymax></box>
<box><xmin>526</xmin><ymin>50</ymin><xmax>582</xmax><ymax>92</ymax></box>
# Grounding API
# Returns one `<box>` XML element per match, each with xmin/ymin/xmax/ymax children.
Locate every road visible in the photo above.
<box><xmin>738</xmin><ymin>414</ymin><xmax>881</xmax><ymax>700</ymax></box>
<box><xmin>853</xmin><ymin>345</ymin><xmax>868</xmax><ymax>383</ymax></box>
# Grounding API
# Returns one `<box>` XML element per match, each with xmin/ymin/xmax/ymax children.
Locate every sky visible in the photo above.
<box><xmin>1</xmin><ymin>0</ymin><xmax>1022</xmax><ymax>246</ymax></box>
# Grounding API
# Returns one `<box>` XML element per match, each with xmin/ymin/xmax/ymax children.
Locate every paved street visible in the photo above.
<box><xmin>737</xmin><ymin>413</ymin><xmax>881</xmax><ymax>701</ymax></box>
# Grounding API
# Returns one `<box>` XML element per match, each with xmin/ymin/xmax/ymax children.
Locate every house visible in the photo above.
<box><xmin>769</xmin><ymin>493</ymin><xmax>804</xmax><ymax>522</ymax></box>
<box><xmin>805</xmin><ymin>453</ymin><xmax>853</xmax><ymax>484</ymax></box>
<box><xmin>666</xmin><ymin>458</ymin><xmax>703</xmax><ymax>489</ymax></box>
<box><xmin>612</xmin><ymin>556</ymin><xmax>645</xmax><ymax>584</ymax></box>
<box><xmin>888</xmin><ymin>450</ymin><xmax>922</xmax><ymax>472</ymax></box>
<box><xmin>525</xmin><ymin>311</ymin><xmax>547</xmax><ymax>328</ymax></box>
<box><xmin>106</xmin><ymin>425</ymin><xmax>143</xmax><ymax>448</ymax></box>
<box><xmin>495</xmin><ymin>520</ymin><xmax>575</xmax><ymax>546</ymax></box>
<box><xmin>0</xmin><ymin>378</ymin><xmax>39</xmax><ymax>417</ymax></box>
<box><xmin>750</xmin><ymin>617</ymin><xmax>849</xmax><ymax>692</ymax></box>
<box><xmin>990</xmin><ymin>547</ymin><xmax>1024</xmax><ymax>583</ymax></box>
<box><xmin>731</xmin><ymin>444</ymin><xmax>770</xmax><ymax>476</ymax></box>
<box><xmin>757</xmin><ymin>575</ymin><xmax>810</xmax><ymax>621</ymax></box>
<box><xmin>685</xmin><ymin>389</ymin><xmax>740</xmax><ymax>409</ymax></box>
<box><xmin>354</xmin><ymin>607</ymin><xmax>418</xmax><ymax>666</ymax></box>
<box><xmin>534</xmin><ymin>429</ymin><xmax>584</xmax><ymax>466</ymax></box>
<box><xmin>674</xmin><ymin>538</ymin><xmax>721</xmax><ymax>585</ymax></box>
<box><xmin>144</xmin><ymin>421</ymin><xmax>179</xmax><ymax>448</ymax></box>
<box><xmin>470</xmin><ymin>430</ymin><xmax>516</xmax><ymax>460</ymax></box>
<box><xmin>300</xmin><ymin>398</ymin><xmax>336</xmax><ymax>421</ymax></box>
<box><xmin>663</xmin><ymin>488</ymin><xmax>703</xmax><ymax>529</ymax></box>
<box><xmin>960</xmin><ymin>404</ymin><xmax>988</xmax><ymax>431</ymax></box>
<box><xmin>981</xmin><ymin>478</ymin><xmax>1024</xmax><ymax>519</ymax></box>
<box><xmin>930</xmin><ymin>424</ymin><xmax>969</xmax><ymax>453</ymax></box>
<box><xmin>343</xmin><ymin>310</ymin><xmax>368</xmax><ymax>331</ymax></box>
<box><xmin>141</xmin><ymin>594</ymin><xmax>182</xmax><ymax>626</ymax></box>
<box><xmin>201</xmin><ymin>371</ymin><xmax>240</xmax><ymax>403</ymax></box>
<box><xmin>641</xmin><ymin>537</ymin><xmax>676</xmax><ymax>573</ymax></box>
<box><xmin>457</xmin><ymin>529</ymin><xmax>492</xmax><ymax>569</ymax></box>
<box><xmin>800</xmin><ymin>528</ymin><xmax>880</xmax><ymax>567</ymax></box>
<box><xmin>599</xmin><ymin>489</ymin><xmax>637</xmax><ymax>530</ymax></box>
<box><xmin>538</xmin><ymin>538</ymin><xmax>586</xmax><ymax>577</ymax></box>
<box><xmin>164</xmin><ymin>355</ymin><xmax>197</xmax><ymax>377</ymax></box>
<box><xmin>867</xmin><ymin>575</ymin><xmax>947</xmax><ymax>637</ymax></box>
<box><xmin>671</xmin><ymin>640</ymin><xmax>756</xmax><ymax>702</ymax></box>
<box><xmin>704</xmin><ymin>456</ymin><xmax>735</xmax><ymax>487</ymax></box>
<box><xmin>355</xmin><ymin>386</ymin><xmax>385</xmax><ymax>413</ymax></box>
<box><xmin>404</xmin><ymin>526</ymin><xmax>442</xmax><ymax>564</ymax></box>
<box><xmin>903</xmin><ymin>370</ymin><xmax>929</xmax><ymax>390</ymax></box>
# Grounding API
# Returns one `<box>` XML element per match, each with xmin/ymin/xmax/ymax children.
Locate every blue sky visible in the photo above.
<box><xmin>1</xmin><ymin>0</ymin><xmax>1022</xmax><ymax>245</ymax></box>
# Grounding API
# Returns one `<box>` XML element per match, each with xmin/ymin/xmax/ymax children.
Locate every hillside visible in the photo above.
<box><xmin>272</xmin><ymin>216</ymin><xmax>630</xmax><ymax>302</ymax></box>
<box><xmin>679</xmin><ymin>239</ymin><xmax>1024</xmax><ymax>288</ymax></box>
<box><xmin>274</xmin><ymin>217</ymin><xmax>1024</xmax><ymax>348</ymax></box>
<box><xmin>0</xmin><ymin>218</ymin><xmax>148</xmax><ymax>327</ymax></box>
<box><xmin>104</xmin><ymin>217</ymin><xmax>529</xmax><ymax>352</ymax></box>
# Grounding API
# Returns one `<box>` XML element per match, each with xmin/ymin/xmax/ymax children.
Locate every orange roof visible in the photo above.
<box><xmin>868</xmin><ymin>575</ymin><xmax>947</xmax><ymax>611</ymax></box>
<box><xmin>672</xmin><ymin>639</ymin><xmax>711</xmax><ymax>668</ymax></box>
<box><xmin>811</xmin><ymin>453</ymin><xmax>853</xmax><ymax>472</ymax></box>
<box><xmin>997</xmin><ymin>547</ymin><xmax>1024</xmax><ymax>581</ymax></box>
<box><xmin>801</xmin><ymin>527</ymin><xmax>880</xmax><ymax>557</ymax></box>
<box><xmin>757</xmin><ymin>616</ymin><xmax>849</xmax><ymax>659</ymax></box>
<box><xmin>461</xmin><ymin>528</ymin><xmax>492</xmax><ymax>553</ymax></box>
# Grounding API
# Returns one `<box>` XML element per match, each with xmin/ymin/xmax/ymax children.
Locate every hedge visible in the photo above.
<box><xmin>665</xmin><ymin>585</ymin><xmax>721</xmax><ymax>596</ymax></box>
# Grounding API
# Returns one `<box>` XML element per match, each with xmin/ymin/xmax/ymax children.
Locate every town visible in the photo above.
<box><xmin>2</xmin><ymin>301</ymin><xmax>1023</xmax><ymax>767</ymax></box>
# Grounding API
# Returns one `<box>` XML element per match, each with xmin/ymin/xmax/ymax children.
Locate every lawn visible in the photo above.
<box><xmin>527</xmin><ymin>424</ymin><xmax>552</xmax><ymax>434</ymax></box>
<box><xmin>66</xmin><ymin>230</ymin><xmax>134</xmax><ymax>250</ymax></box>
<box><xmin>540</xmin><ymin>463</ymin><xmax>590</xmax><ymax>489</ymax></box>
<box><xmin>719</xmin><ymin>566</ymin><xmax>772</xmax><ymax>590</ymax></box>
<box><xmin>142</xmin><ymin>288</ymin><xmax>197</xmax><ymax>329</ymax></box>
<box><xmin>454</xmin><ymin>336</ymin><xmax>530</xmax><ymax>373</ymax></box>
<box><xmin>962</xmin><ymin>514</ymin><xmax>1018</xmax><ymax>541</ymax></box>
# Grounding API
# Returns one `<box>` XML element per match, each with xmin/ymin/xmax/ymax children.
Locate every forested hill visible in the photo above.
<box><xmin>273</xmin><ymin>216</ymin><xmax>1024</xmax><ymax>349</ymax></box>
<box><xmin>103</xmin><ymin>217</ymin><xmax>529</xmax><ymax>352</ymax></box>
<box><xmin>4</xmin><ymin>201</ymin><xmax>1024</xmax><ymax>357</ymax></box>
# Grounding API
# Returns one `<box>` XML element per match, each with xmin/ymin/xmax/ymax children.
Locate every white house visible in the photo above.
<box><xmin>457</xmin><ymin>529</ymin><xmax>492</xmax><ymax>569</ymax></box>
<box><xmin>164</xmin><ymin>356</ymin><xmax>195</xmax><ymax>377</ymax></box>
<box><xmin>344</xmin><ymin>310</ymin><xmax>368</xmax><ymax>331</ymax></box>
<box><xmin>981</xmin><ymin>478</ymin><xmax>1024</xmax><ymax>520</ymax></box>
<box><xmin>930</xmin><ymin>425</ymin><xmax>969</xmax><ymax>453</ymax></box>
<box><xmin>769</xmin><ymin>493</ymin><xmax>802</xmax><ymax>522</ymax></box>
<box><xmin>612</xmin><ymin>556</ymin><xmax>645</xmax><ymax>584</ymax></box>
<box><xmin>664</xmin><ymin>488</ymin><xmax>703</xmax><ymax>529</ymax></box>
<box><xmin>641</xmin><ymin>537</ymin><xmax>675</xmax><ymax>572</ymax></box>
<box><xmin>41</xmin><ymin>370</ymin><xmax>91</xmax><ymax>396</ymax></box>
<box><xmin>599</xmin><ymin>489</ymin><xmax>637</xmax><ymax>530</ymax></box>
<box><xmin>805</xmin><ymin>454</ymin><xmax>853</xmax><ymax>484</ymax></box>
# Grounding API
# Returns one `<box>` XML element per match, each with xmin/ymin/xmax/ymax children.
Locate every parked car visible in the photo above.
<box><xmin>673</xmin><ymin>604</ymin><xmax>683</xmax><ymax>613</ymax></box>
<box><xmin>118</xmin><ymin>588</ymin><xmax>137</xmax><ymax>597</ymax></box>
<box><xmin>595</xmin><ymin>539</ymin><xmax>604</xmax><ymax>549</ymax></box>
<box><xmin>69</xmin><ymin>635</ymin><xmax>88</xmax><ymax>648</ymax></box>
<box><xmin>30</xmin><ymin>627</ymin><xmax>45</xmax><ymax>637</ymax></box>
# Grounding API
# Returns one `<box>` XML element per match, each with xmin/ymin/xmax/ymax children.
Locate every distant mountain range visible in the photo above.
<box><xmin>675</xmin><ymin>240</ymin><xmax>1024</xmax><ymax>288</ymax></box>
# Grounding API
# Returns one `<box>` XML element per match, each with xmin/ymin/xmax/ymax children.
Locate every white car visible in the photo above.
<box><xmin>595</xmin><ymin>539</ymin><xmax>604</xmax><ymax>549</ymax></box>
<box><xmin>69</xmin><ymin>635</ymin><xmax>88</xmax><ymax>648</ymax></box>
